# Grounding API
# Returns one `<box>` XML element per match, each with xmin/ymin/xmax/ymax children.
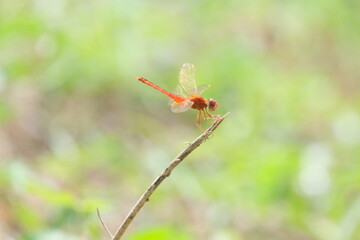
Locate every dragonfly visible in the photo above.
<box><xmin>136</xmin><ymin>63</ymin><xmax>219</xmax><ymax>131</ymax></box>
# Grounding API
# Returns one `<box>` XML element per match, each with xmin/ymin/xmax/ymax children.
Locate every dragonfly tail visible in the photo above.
<box><xmin>136</xmin><ymin>77</ymin><xmax>185</xmax><ymax>103</ymax></box>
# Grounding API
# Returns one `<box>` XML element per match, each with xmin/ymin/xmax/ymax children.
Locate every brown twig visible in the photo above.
<box><xmin>110</xmin><ymin>113</ymin><xmax>229</xmax><ymax>240</ymax></box>
<box><xmin>97</xmin><ymin>208</ymin><xmax>113</xmax><ymax>238</ymax></box>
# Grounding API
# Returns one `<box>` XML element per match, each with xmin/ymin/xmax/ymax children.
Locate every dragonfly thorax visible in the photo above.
<box><xmin>190</xmin><ymin>96</ymin><xmax>208</xmax><ymax>110</ymax></box>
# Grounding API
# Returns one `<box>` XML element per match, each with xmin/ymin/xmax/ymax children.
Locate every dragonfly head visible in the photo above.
<box><xmin>208</xmin><ymin>98</ymin><xmax>218</xmax><ymax>111</ymax></box>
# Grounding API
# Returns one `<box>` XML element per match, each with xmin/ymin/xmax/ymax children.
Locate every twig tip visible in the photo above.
<box><xmin>96</xmin><ymin>207</ymin><xmax>114</xmax><ymax>238</ymax></box>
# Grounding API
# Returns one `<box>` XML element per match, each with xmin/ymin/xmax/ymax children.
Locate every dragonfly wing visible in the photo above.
<box><xmin>170</xmin><ymin>99</ymin><xmax>193</xmax><ymax>113</ymax></box>
<box><xmin>168</xmin><ymin>85</ymin><xmax>186</xmax><ymax>105</ymax></box>
<box><xmin>174</xmin><ymin>85</ymin><xmax>186</xmax><ymax>97</ymax></box>
<box><xmin>196</xmin><ymin>84</ymin><xmax>210</xmax><ymax>95</ymax></box>
<box><xmin>179</xmin><ymin>63</ymin><xmax>197</xmax><ymax>95</ymax></box>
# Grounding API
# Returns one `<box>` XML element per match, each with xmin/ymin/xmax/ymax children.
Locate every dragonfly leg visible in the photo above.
<box><xmin>201</xmin><ymin>109</ymin><xmax>207</xmax><ymax>121</ymax></box>
<box><xmin>202</xmin><ymin>110</ymin><xmax>212</xmax><ymax>123</ymax></box>
<box><xmin>204</xmin><ymin>109</ymin><xmax>220</xmax><ymax>122</ymax></box>
<box><xmin>195</xmin><ymin>111</ymin><xmax>204</xmax><ymax>131</ymax></box>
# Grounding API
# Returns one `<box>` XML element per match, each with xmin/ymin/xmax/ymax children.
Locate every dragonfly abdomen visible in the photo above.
<box><xmin>137</xmin><ymin>77</ymin><xmax>185</xmax><ymax>103</ymax></box>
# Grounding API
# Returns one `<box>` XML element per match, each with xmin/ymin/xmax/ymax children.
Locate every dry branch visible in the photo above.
<box><xmin>110</xmin><ymin>113</ymin><xmax>229</xmax><ymax>240</ymax></box>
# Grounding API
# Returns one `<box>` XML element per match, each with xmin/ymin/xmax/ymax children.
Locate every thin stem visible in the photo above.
<box><xmin>97</xmin><ymin>208</ymin><xmax>113</xmax><ymax>238</ymax></box>
<box><xmin>111</xmin><ymin>113</ymin><xmax>229</xmax><ymax>240</ymax></box>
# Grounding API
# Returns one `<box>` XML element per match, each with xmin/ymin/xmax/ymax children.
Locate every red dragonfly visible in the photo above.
<box><xmin>136</xmin><ymin>63</ymin><xmax>219</xmax><ymax>131</ymax></box>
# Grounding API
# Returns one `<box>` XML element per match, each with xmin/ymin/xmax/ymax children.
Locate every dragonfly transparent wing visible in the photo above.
<box><xmin>168</xmin><ymin>85</ymin><xmax>186</xmax><ymax>105</ymax></box>
<box><xmin>174</xmin><ymin>85</ymin><xmax>186</xmax><ymax>97</ymax></box>
<box><xmin>179</xmin><ymin>63</ymin><xmax>197</xmax><ymax>95</ymax></box>
<box><xmin>196</xmin><ymin>84</ymin><xmax>210</xmax><ymax>95</ymax></box>
<box><xmin>170</xmin><ymin>99</ymin><xmax>193</xmax><ymax>113</ymax></box>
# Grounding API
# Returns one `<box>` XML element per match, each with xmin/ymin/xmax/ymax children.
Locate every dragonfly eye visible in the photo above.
<box><xmin>208</xmin><ymin>98</ymin><xmax>218</xmax><ymax>111</ymax></box>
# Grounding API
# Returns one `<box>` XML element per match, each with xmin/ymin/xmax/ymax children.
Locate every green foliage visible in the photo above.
<box><xmin>127</xmin><ymin>226</ymin><xmax>190</xmax><ymax>240</ymax></box>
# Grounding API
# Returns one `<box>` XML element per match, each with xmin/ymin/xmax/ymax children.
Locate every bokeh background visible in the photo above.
<box><xmin>1</xmin><ymin>0</ymin><xmax>360</xmax><ymax>239</ymax></box>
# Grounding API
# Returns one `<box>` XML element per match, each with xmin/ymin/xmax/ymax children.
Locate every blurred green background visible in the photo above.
<box><xmin>1</xmin><ymin>0</ymin><xmax>360</xmax><ymax>239</ymax></box>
